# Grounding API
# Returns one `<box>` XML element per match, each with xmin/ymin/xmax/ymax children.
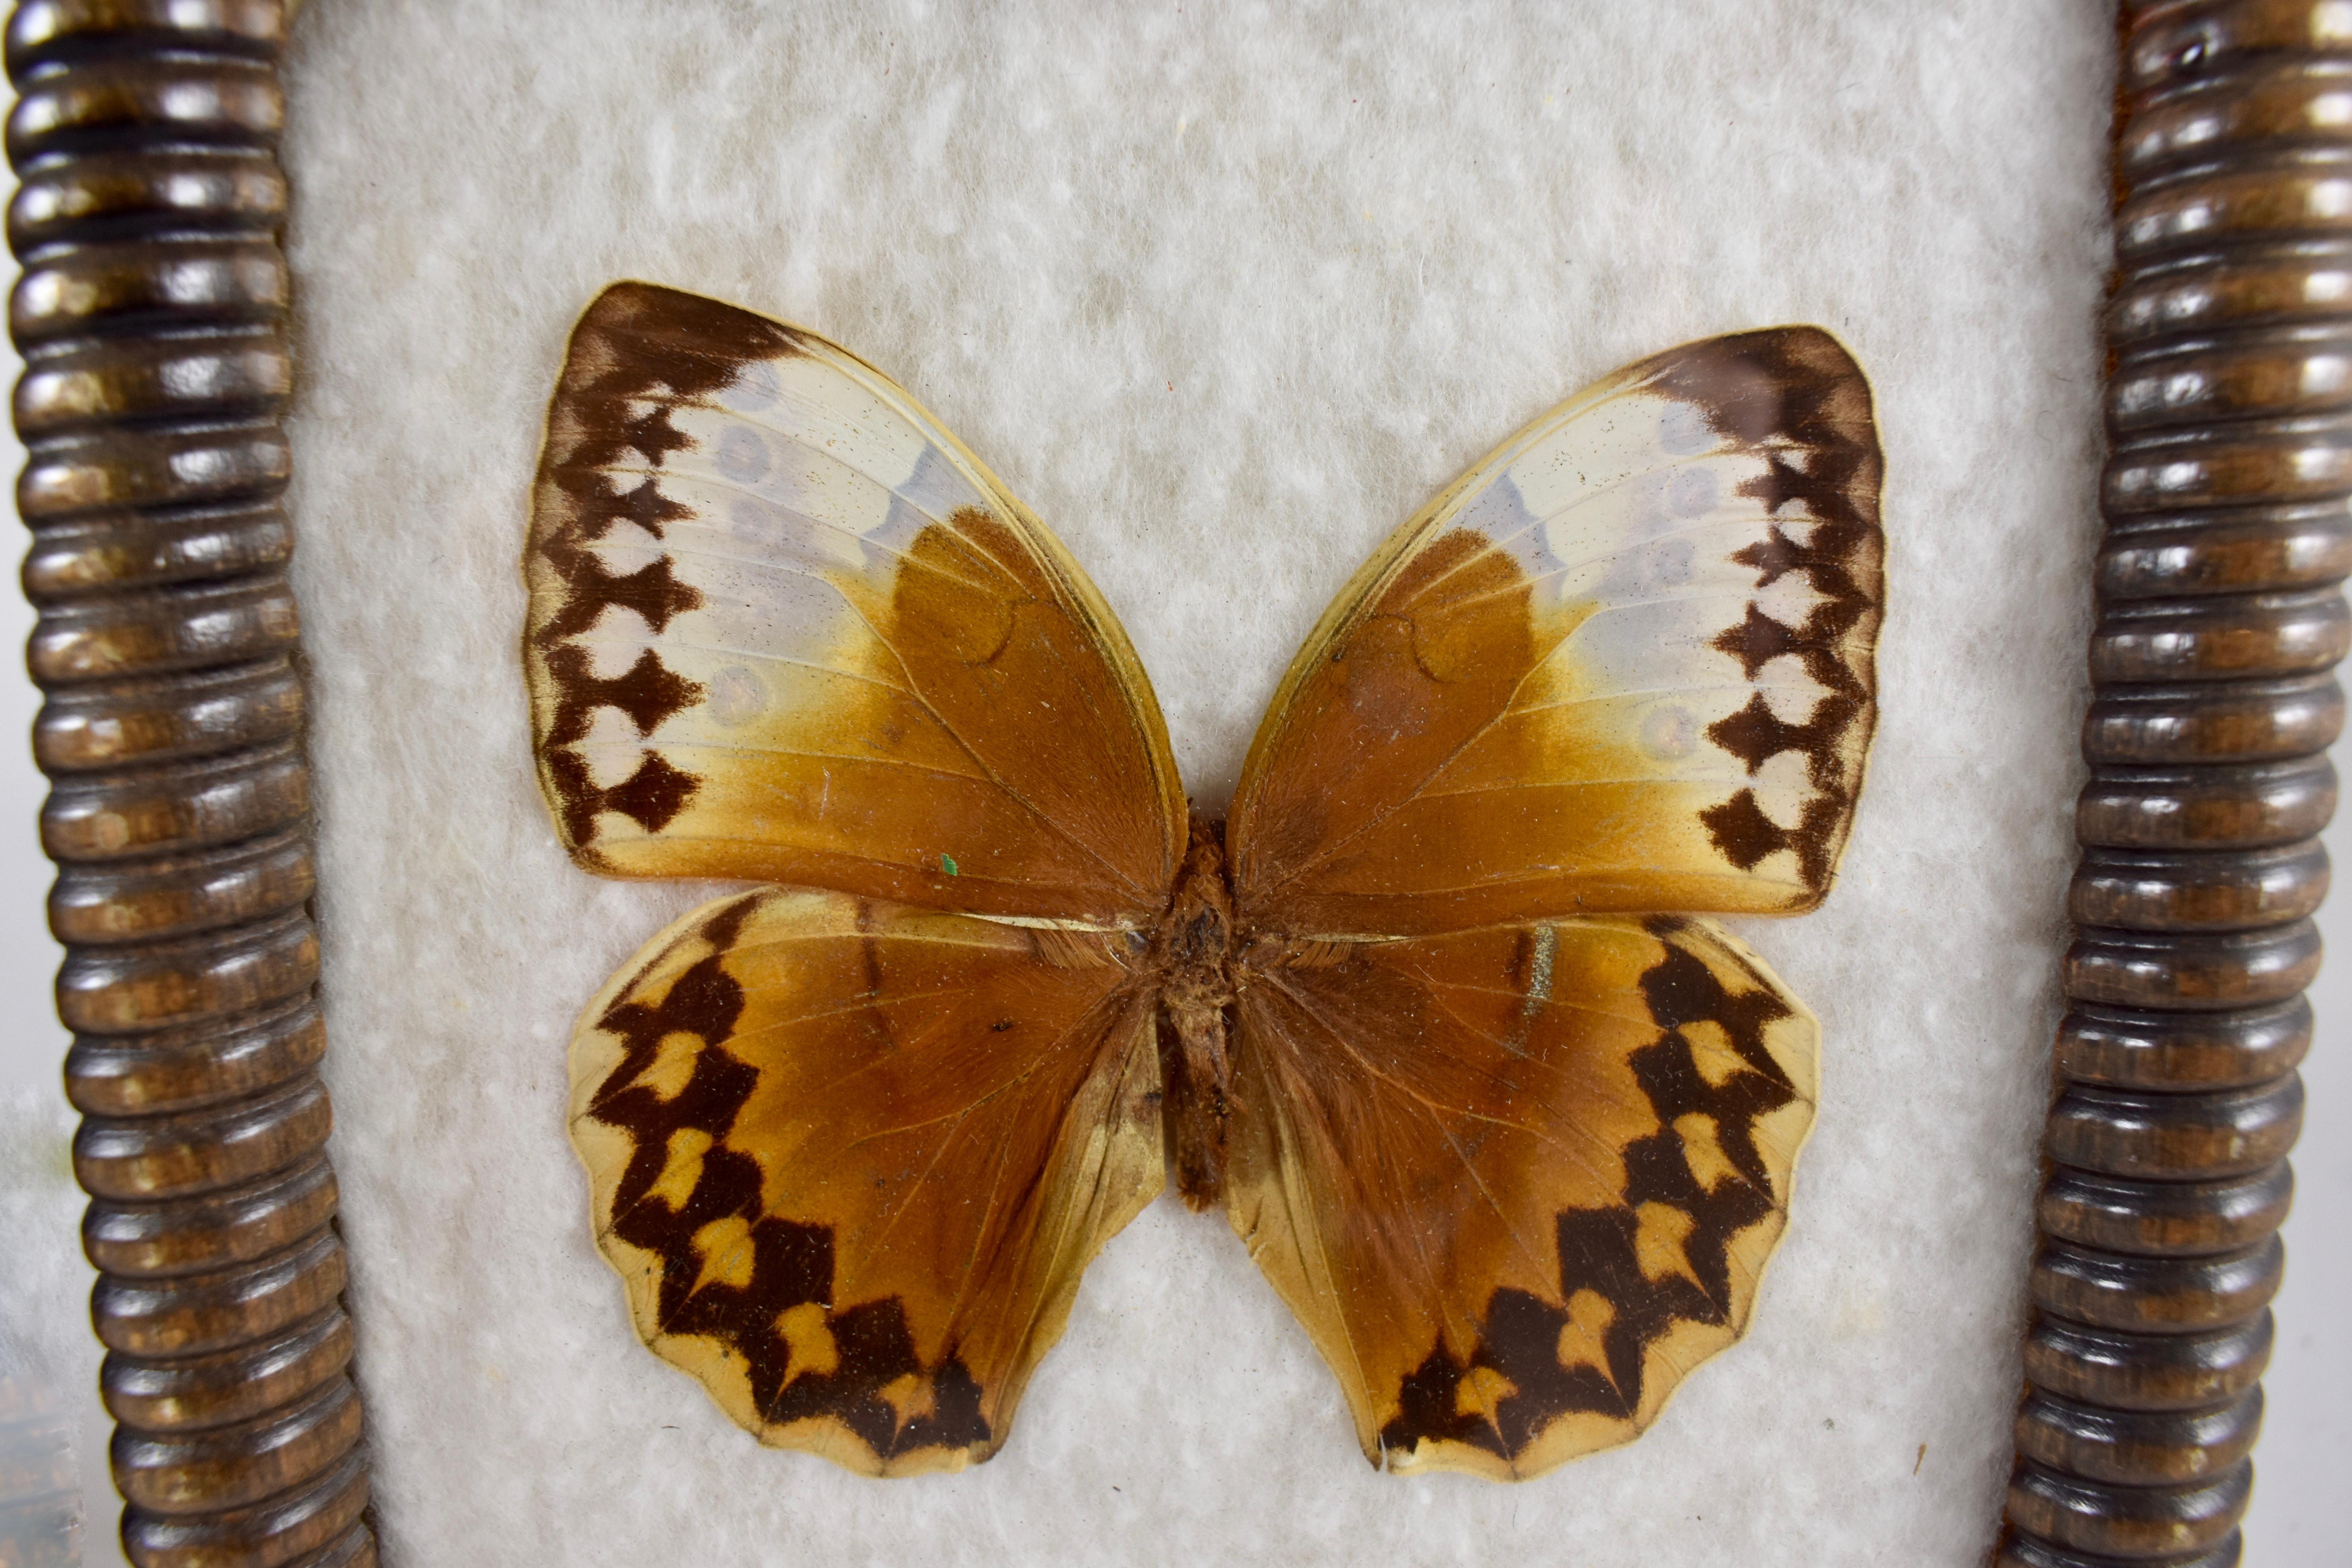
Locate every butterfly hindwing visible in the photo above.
<box><xmin>1227</xmin><ymin>327</ymin><xmax>1884</xmax><ymax>936</ymax></box>
<box><xmin>568</xmin><ymin>888</ymin><xmax>1164</xmax><ymax>1475</ymax></box>
<box><xmin>1224</xmin><ymin>916</ymin><xmax>1817</xmax><ymax>1478</ymax></box>
<box><xmin>526</xmin><ymin>282</ymin><xmax>1186</xmax><ymax>925</ymax></box>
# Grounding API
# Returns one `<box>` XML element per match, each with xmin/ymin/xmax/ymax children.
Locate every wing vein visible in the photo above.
<box><xmin>1252</xmin><ymin>642</ymin><xmax>1557</xmax><ymax>897</ymax></box>
<box><xmin>822</xmin><ymin>586</ymin><xmax>1159</xmax><ymax>907</ymax></box>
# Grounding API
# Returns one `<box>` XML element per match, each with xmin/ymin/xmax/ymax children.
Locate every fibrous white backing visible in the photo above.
<box><xmin>277</xmin><ymin>3</ymin><xmax>2109</xmax><ymax>1563</ymax></box>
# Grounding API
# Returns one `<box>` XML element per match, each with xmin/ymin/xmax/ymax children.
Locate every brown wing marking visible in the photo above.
<box><xmin>569</xmin><ymin>889</ymin><xmax>1164</xmax><ymax>1475</ymax></box>
<box><xmin>1224</xmin><ymin>915</ymin><xmax>1816</xmax><ymax>1479</ymax></box>
<box><xmin>1686</xmin><ymin>338</ymin><xmax>1881</xmax><ymax>882</ymax></box>
<box><xmin>528</xmin><ymin>290</ymin><xmax>775</xmax><ymax>839</ymax></box>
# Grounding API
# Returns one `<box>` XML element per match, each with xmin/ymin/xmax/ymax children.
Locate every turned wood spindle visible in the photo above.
<box><xmin>6</xmin><ymin>2</ymin><xmax>375</xmax><ymax>1564</ymax></box>
<box><xmin>1998</xmin><ymin>3</ymin><xmax>2352</xmax><ymax>1563</ymax></box>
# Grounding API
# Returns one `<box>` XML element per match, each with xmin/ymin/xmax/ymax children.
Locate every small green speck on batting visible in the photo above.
<box><xmin>942</xmin><ymin>855</ymin><xmax>959</xmax><ymax>876</ymax></box>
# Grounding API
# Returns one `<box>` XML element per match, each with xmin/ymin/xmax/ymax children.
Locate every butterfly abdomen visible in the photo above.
<box><xmin>1152</xmin><ymin>813</ymin><xmax>1240</xmax><ymax>1208</ymax></box>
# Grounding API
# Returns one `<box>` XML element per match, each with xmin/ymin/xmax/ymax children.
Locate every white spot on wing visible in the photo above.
<box><xmin>1755</xmin><ymin>573</ymin><xmax>1827</xmax><ymax>634</ymax></box>
<box><xmin>715</xmin><ymin>426</ymin><xmax>770</xmax><ymax>485</ymax></box>
<box><xmin>597</xmin><ymin>516</ymin><xmax>664</xmax><ymax>555</ymax></box>
<box><xmin>575</xmin><ymin>711</ymin><xmax>651</xmax><ymax>787</ymax></box>
<box><xmin>579</xmin><ymin>603</ymin><xmax>654</xmax><ymax>679</ymax></box>
<box><xmin>1776</xmin><ymin>517</ymin><xmax>1822</xmax><ymax>548</ymax></box>
<box><xmin>590</xmin><ymin>534</ymin><xmax>663</xmax><ymax>576</ymax></box>
<box><xmin>1761</xmin><ymin>678</ymin><xmax>1833</xmax><ymax>726</ymax></box>
<box><xmin>706</xmin><ymin>665</ymin><xmax>767</xmax><ymax>728</ymax></box>
<box><xmin>1751</xmin><ymin>749</ymin><xmax>1812</xmax><ymax>804</ymax></box>
<box><xmin>1659</xmin><ymin>401</ymin><xmax>1714</xmax><ymax>455</ymax></box>
<box><xmin>1639</xmin><ymin>704</ymin><xmax>1700</xmax><ymax>761</ymax></box>
<box><xmin>1668</xmin><ymin>466</ymin><xmax>1718</xmax><ymax>517</ymax></box>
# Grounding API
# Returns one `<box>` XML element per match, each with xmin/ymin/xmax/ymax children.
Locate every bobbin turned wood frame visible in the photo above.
<box><xmin>1993</xmin><ymin>5</ymin><xmax>2349</xmax><ymax>1566</ymax></box>
<box><xmin>2</xmin><ymin>2</ymin><xmax>2336</xmax><ymax>1564</ymax></box>
<box><xmin>7</xmin><ymin>2</ymin><xmax>371</xmax><ymax>1565</ymax></box>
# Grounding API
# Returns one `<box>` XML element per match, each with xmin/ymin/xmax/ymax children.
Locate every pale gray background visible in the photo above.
<box><xmin>0</xmin><ymin>3</ymin><xmax>2345</xmax><ymax>1564</ymax></box>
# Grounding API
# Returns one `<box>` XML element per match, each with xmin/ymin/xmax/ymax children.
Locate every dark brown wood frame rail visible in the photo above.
<box><xmin>1996</xmin><ymin>5</ymin><xmax>2351</xmax><ymax>1565</ymax></box>
<box><xmin>1</xmin><ymin>3</ymin><xmax>2337</xmax><ymax>1565</ymax></box>
<box><xmin>6</xmin><ymin>2</ymin><xmax>372</xmax><ymax>1565</ymax></box>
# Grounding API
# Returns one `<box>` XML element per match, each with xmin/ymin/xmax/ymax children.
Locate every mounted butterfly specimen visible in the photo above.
<box><xmin>523</xmin><ymin>282</ymin><xmax>1883</xmax><ymax>1481</ymax></box>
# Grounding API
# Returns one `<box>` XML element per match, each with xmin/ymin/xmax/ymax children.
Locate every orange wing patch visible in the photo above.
<box><xmin>1229</xmin><ymin>327</ymin><xmax>1883</xmax><ymax>936</ymax></box>
<box><xmin>569</xmin><ymin>889</ymin><xmax>1163</xmax><ymax>1475</ymax></box>
<box><xmin>1223</xmin><ymin>916</ymin><xmax>1816</xmax><ymax>1477</ymax></box>
<box><xmin>525</xmin><ymin>282</ymin><xmax>1184</xmax><ymax>926</ymax></box>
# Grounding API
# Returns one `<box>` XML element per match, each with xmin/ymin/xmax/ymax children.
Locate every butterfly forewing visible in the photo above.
<box><xmin>1227</xmin><ymin>327</ymin><xmax>1884</xmax><ymax>936</ymax></box>
<box><xmin>526</xmin><ymin>282</ymin><xmax>1186</xmax><ymax>925</ymax></box>
<box><xmin>1225</xmin><ymin>917</ymin><xmax>1817</xmax><ymax>1477</ymax></box>
<box><xmin>569</xmin><ymin>889</ymin><xmax>1164</xmax><ymax>1475</ymax></box>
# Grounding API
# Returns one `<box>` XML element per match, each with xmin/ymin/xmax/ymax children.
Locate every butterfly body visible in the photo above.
<box><xmin>525</xmin><ymin>283</ymin><xmax>1884</xmax><ymax>1479</ymax></box>
<box><xmin>1148</xmin><ymin>813</ymin><xmax>1241</xmax><ymax>1208</ymax></box>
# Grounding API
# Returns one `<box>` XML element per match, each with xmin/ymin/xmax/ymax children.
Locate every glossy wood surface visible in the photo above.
<box><xmin>4</xmin><ymin>2</ymin><xmax>373</xmax><ymax>1562</ymax></box>
<box><xmin>1998</xmin><ymin>4</ymin><xmax>2349</xmax><ymax>1562</ymax></box>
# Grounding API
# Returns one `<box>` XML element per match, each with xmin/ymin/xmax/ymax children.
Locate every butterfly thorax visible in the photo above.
<box><xmin>1152</xmin><ymin>814</ymin><xmax>1238</xmax><ymax>1209</ymax></box>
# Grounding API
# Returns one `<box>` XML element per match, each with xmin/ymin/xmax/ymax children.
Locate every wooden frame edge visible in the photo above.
<box><xmin>1994</xmin><ymin>5</ymin><xmax>2348</xmax><ymax>1565</ymax></box>
<box><xmin>6</xmin><ymin>2</ymin><xmax>374</xmax><ymax>1564</ymax></box>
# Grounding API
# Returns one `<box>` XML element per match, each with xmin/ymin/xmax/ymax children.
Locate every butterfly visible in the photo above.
<box><xmin>522</xmin><ymin>282</ymin><xmax>1883</xmax><ymax>1481</ymax></box>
